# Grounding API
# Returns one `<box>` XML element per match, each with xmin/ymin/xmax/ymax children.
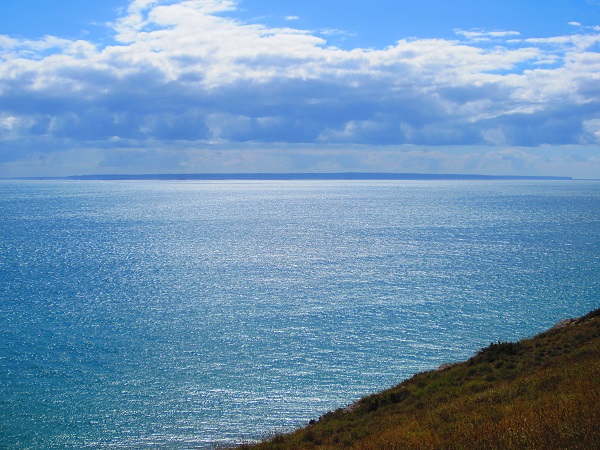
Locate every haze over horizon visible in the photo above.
<box><xmin>1</xmin><ymin>0</ymin><xmax>600</xmax><ymax>178</ymax></box>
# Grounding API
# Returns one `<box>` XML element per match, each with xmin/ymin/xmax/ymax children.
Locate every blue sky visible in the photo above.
<box><xmin>1</xmin><ymin>0</ymin><xmax>599</xmax><ymax>177</ymax></box>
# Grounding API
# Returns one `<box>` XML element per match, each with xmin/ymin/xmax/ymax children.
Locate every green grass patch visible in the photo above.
<box><xmin>236</xmin><ymin>308</ymin><xmax>600</xmax><ymax>450</ymax></box>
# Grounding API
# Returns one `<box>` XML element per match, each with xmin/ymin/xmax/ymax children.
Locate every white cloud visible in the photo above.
<box><xmin>454</xmin><ymin>29</ymin><xmax>521</xmax><ymax>42</ymax></box>
<box><xmin>583</xmin><ymin>118</ymin><xmax>600</xmax><ymax>141</ymax></box>
<box><xmin>0</xmin><ymin>0</ymin><xmax>599</xmax><ymax>178</ymax></box>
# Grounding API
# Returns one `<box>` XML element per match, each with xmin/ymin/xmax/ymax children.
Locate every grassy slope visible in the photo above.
<box><xmin>239</xmin><ymin>309</ymin><xmax>600</xmax><ymax>450</ymax></box>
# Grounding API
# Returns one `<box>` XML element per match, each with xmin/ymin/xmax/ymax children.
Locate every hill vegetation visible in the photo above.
<box><xmin>237</xmin><ymin>308</ymin><xmax>600</xmax><ymax>449</ymax></box>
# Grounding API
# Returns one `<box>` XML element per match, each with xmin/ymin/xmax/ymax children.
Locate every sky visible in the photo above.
<box><xmin>1</xmin><ymin>0</ymin><xmax>600</xmax><ymax>178</ymax></box>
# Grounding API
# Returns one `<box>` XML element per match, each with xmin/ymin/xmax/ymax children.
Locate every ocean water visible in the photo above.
<box><xmin>0</xmin><ymin>179</ymin><xmax>598</xmax><ymax>449</ymax></box>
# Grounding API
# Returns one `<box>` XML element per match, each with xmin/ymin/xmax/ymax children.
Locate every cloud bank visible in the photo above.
<box><xmin>1</xmin><ymin>0</ymin><xmax>599</xmax><ymax>177</ymax></box>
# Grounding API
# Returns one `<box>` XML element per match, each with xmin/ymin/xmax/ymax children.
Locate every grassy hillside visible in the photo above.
<box><xmin>238</xmin><ymin>308</ymin><xmax>600</xmax><ymax>450</ymax></box>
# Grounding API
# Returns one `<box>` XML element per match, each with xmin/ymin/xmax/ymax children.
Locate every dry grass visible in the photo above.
<box><xmin>236</xmin><ymin>308</ymin><xmax>600</xmax><ymax>450</ymax></box>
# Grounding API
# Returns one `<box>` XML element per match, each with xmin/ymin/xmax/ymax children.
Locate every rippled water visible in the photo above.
<box><xmin>1</xmin><ymin>180</ymin><xmax>599</xmax><ymax>448</ymax></box>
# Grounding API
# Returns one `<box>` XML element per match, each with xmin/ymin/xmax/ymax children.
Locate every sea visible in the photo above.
<box><xmin>1</xmin><ymin>179</ymin><xmax>599</xmax><ymax>449</ymax></box>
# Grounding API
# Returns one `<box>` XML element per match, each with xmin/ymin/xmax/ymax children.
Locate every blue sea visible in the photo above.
<box><xmin>1</xmin><ymin>180</ymin><xmax>599</xmax><ymax>449</ymax></box>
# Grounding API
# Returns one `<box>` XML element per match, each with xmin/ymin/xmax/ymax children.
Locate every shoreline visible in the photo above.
<box><xmin>236</xmin><ymin>308</ymin><xmax>600</xmax><ymax>449</ymax></box>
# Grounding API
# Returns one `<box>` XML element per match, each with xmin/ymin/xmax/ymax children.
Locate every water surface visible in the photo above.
<box><xmin>1</xmin><ymin>180</ymin><xmax>598</xmax><ymax>448</ymax></box>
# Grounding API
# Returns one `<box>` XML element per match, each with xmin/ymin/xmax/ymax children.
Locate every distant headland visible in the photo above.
<box><xmin>15</xmin><ymin>172</ymin><xmax>573</xmax><ymax>181</ymax></box>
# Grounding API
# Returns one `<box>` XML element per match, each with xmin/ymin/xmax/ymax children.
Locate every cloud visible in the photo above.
<box><xmin>0</xmin><ymin>0</ymin><xmax>599</xmax><ymax>177</ymax></box>
<box><xmin>454</xmin><ymin>29</ymin><xmax>521</xmax><ymax>42</ymax></box>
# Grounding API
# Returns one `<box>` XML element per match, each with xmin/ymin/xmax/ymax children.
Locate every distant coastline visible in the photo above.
<box><xmin>10</xmin><ymin>172</ymin><xmax>573</xmax><ymax>181</ymax></box>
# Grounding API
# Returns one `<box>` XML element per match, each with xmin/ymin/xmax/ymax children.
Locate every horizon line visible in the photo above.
<box><xmin>6</xmin><ymin>172</ymin><xmax>576</xmax><ymax>181</ymax></box>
